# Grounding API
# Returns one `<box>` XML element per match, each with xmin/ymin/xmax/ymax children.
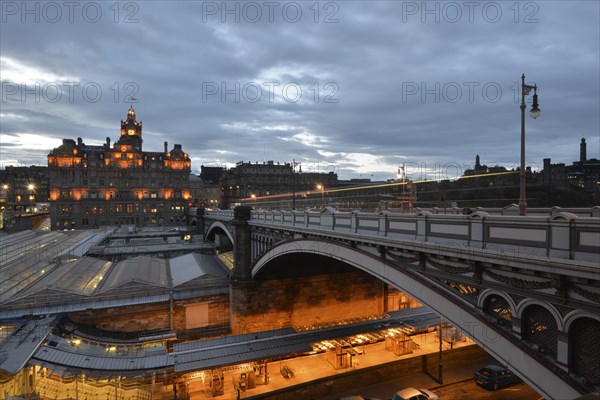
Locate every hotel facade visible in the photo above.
<box><xmin>48</xmin><ymin>106</ymin><xmax>191</xmax><ymax>230</ymax></box>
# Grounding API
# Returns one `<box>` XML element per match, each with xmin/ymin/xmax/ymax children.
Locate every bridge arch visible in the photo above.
<box><xmin>251</xmin><ymin>238</ymin><xmax>581</xmax><ymax>400</ymax></box>
<box><xmin>205</xmin><ymin>221</ymin><xmax>234</xmax><ymax>244</ymax></box>
<box><xmin>516</xmin><ymin>298</ymin><xmax>564</xmax><ymax>332</ymax></box>
<box><xmin>563</xmin><ymin>310</ymin><xmax>600</xmax><ymax>332</ymax></box>
<box><xmin>517</xmin><ymin>299</ymin><xmax>562</xmax><ymax>359</ymax></box>
<box><xmin>478</xmin><ymin>289</ymin><xmax>517</xmax><ymax>323</ymax></box>
<box><xmin>566</xmin><ymin>315</ymin><xmax>600</xmax><ymax>387</ymax></box>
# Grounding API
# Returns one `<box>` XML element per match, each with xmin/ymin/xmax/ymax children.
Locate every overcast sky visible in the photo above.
<box><xmin>1</xmin><ymin>0</ymin><xmax>599</xmax><ymax>181</ymax></box>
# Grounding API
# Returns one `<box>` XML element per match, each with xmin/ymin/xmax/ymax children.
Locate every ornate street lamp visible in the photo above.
<box><xmin>519</xmin><ymin>73</ymin><xmax>541</xmax><ymax>216</ymax></box>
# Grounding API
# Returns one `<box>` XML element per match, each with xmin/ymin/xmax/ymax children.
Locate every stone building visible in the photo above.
<box><xmin>200</xmin><ymin>165</ymin><xmax>225</xmax><ymax>184</ymax></box>
<box><xmin>47</xmin><ymin>106</ymin><xmax>191</xmax><ymax>229</ymax></box>
<box><xmin>222</xmin><ymin>160</ymin><xmax>338</xmax><ymax>204</ymax></box>
<box><xmin>0</xmin><ymin>165</ymin><xmax>50</xmax><ymax>213</ymax></box>
<box><xmin>189</xmin><ymin>174</ymin><xmax>222</xmax><ymax>209</ymax></box>
<box><xmin>542</xmin><ymin>158</ymin><xmax>567</xmax><ymax>188</ymax></box>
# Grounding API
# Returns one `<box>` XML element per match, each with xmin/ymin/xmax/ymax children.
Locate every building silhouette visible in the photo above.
<box><xmin>566</xmin><ymin>138</ymin><xmax>600</xmax><ymax>199</ymax></box>
<box><xmin>544</xmin><ymin>138</ymin><xmax>599</xmax><ymax>201</ymax></box>
<box><xmin>542</xmin><ymin>158</ymin><xmax>567</xmax><ymax>188</ymax></box>
<box><xmin>463</xmin><ymin>154</ymin><xmax>508</xmax><ymax>176</ymax></box>
<box><xmin>200</xmin><ymin>165</ymin><xmax>225</xmax><ymax>184</ymax></box>
<box><xmin>221</xmin><ymin>160</ymin><xmax>338</xmax><ymax>203</ymax></box>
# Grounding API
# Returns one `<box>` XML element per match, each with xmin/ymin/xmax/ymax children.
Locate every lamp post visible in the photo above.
<box><xmin>519</xmin><ymin>73</ymin><xmax>541</xmax><ymax>216</ymax></box>
<box><xmin>291</xmin><ymin>159</ymin><xmax>300</xmax><ymax>210</ymax></box>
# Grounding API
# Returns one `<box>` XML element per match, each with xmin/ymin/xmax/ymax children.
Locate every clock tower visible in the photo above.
<box><xmin>117</xmin><ymin>105</ymin><xmax>143</xmax><ymax>150</ymax></box>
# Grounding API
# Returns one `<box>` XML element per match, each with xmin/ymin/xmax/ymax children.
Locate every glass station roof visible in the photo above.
<box><xmin>0</xmin><ymin>229</ymin><xmax>229</xmax><ymax>311</ymax></box>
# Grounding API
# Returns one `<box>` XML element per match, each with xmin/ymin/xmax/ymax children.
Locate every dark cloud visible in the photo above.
<box><xmin>1</xmin><ymin>1</ymin><xmax>598</xmax><ymax>179</ymax></box>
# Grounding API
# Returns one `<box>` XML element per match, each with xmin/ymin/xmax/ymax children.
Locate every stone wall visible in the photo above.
<box><xmin>230</xmin><ymin>271</ymin><xmax>385</xmax><ymax>334</ymax></box>
<box><xmin>68</xmin><ymin>295</ymin><xmax>229</xmax><ymax>333</ymax></box>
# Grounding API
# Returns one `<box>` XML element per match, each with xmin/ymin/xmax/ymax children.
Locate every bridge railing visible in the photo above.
<box><xmin>205</xmin><ymin>209</ymin><xmax>599</xmax><ymax>263</ymax></box>
<box><xmin>412</xmin><ymin>205</ymin><xmax>600</xmax><ymax>218</ymax></box>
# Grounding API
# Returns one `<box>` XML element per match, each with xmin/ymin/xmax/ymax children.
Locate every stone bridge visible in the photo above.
<box><xmin>197</xmin><ymin>206</ymin><xmax>600</xmax><ymax>400</ymax></box>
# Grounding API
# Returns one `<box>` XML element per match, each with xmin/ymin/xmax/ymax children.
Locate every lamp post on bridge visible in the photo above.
<box><xmin>291</xmin><ymin>159</ymin><xmax>301</xmax><ymax>210</ymax></box>
<box><xmin>519</xmin><ymin>73</ymin><xmax>541</xmax><ymax>216</ymax></box>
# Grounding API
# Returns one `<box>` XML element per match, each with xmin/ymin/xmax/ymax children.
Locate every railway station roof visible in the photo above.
<box><xmin>0</xmin><ymin>229</ymin><xmax>229</xmax><ymax>317</ymax></box>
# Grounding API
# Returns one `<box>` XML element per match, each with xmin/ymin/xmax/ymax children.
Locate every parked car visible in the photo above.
<box><xmin>474</xmin><ymin>364</ymin><xmax>522</xmax><ymax>390</ymax></box>
<box><xmin>392</xmin><ymin>387</ymin><xmax>439</xmax><ymax>400</ymax></box>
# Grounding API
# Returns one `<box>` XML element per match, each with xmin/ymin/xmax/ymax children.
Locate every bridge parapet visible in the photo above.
<box><xmin>416</xmin><ymin>205</ymin><xmax>600</xmax><ymax>218</ymax></box>
<box><xmin>205</xmin><ymin>209</ymin><xmax>599</xmax><ymax>263</ymax></box>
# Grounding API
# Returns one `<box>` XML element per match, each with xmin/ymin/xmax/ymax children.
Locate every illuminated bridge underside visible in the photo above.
<box><xmin>252</xmin><ymin>239</ymin><xmax>582</xmax><ymax>400</ymax></box>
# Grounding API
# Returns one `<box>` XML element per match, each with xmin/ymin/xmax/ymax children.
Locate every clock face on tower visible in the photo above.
<box><xmin>128</xmin><ymin>129</ymin><xmax>135</xmax><ymax>135</ymax></box>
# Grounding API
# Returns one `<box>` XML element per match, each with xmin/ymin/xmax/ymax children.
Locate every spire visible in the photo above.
<box><xmin>127</xmin><ymin>105</ymin><xmax>136</xmax><ymax>121</ymax></box>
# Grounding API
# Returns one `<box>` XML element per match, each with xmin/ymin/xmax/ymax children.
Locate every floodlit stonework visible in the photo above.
<box><xmin>47</xmin><ymin>106</ymin><xmax>192</xmax><ymax>229</ymax></box>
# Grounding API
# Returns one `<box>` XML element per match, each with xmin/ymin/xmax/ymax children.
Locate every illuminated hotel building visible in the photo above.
<box><xmin>47</xmin><ymin>106</ymin><xmax>191</xmax><ymax>229</ymax></box>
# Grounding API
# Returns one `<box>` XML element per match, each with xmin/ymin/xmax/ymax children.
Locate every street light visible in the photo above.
<box><xmin>316</xmin><ymin>184</ymin><xmax>324</xmax><ymax>207</ymax></box>
<box><xmin>519</xmin><ymin>73</ymin><xmax>541</xmax><ymax>216</ymax></box>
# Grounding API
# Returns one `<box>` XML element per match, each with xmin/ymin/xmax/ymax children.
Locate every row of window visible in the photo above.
<box><xmin>53</xmin><ymin>172</ymin><xmax>187</xmax><ymax>180</ymax></box>
<box><xmin>51</xmin><ymin>161</ymin><xmax>188</xmax><ymax>170</ymax></box>
<box><xmin>58</xmin><ymin>215</ymin><xmax>187</xmax><ymax>228</ymax></box>
<box><xmin>7</xmin><ymin>194</ymin><xmax>37</xmax><ymax>202</ymax></box>
<box><xmin>58</xmin><ymin>204</ymin><xmax>187</xmax><ymax>215</ymax></box>
<box><xmin>55</xmin><ymin>191</ymin><xmax>185</xmax><ymax>200</ymax></box>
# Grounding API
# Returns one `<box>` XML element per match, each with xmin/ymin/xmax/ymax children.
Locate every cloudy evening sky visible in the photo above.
<box><xmin>1</xmin><ymin>0</ymin><xmax>599</xmax><ymax>181</ymax></box>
